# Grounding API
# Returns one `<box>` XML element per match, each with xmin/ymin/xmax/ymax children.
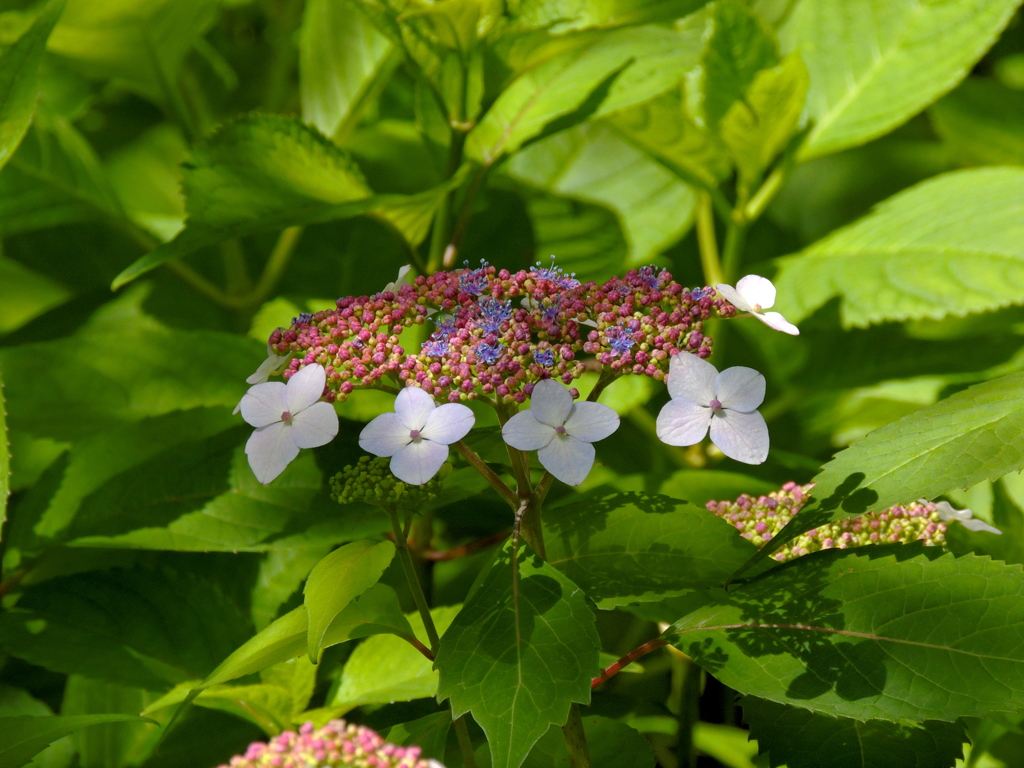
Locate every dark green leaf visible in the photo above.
<box><xmin>929</xmin><ymin>77</ymin><xmax>1024</xmax><ymax>166</ymax></box>
<box><xmin>544</xmin><ymin>491</ymin><xmax>757</xmax><ymax>608</ymax></box>
<box><xmin>0</xmin><ymin>715</ymin><xmax>154</xmax><ymax>768</ymax></box>
<box><xmin>773</xmin><ymin>168</ymin><xmax>1024</xmax><ymax>327</ymax></box>
<box><xmin>436</xmin><ymin>541</ymin><xmax>600</xmax><ymax>768</ymax></box>
<box><xmin>742</xmin><ymin>697</ymin><xmax>965</xmax><ymax>768</ymax></box>
<box><xmin>674</xmin><ymin>547</ymin><xmax>1024</xmax><ymax>722</ymax></box>
<box><xmin>0</xmin><ymin>687</ymin><xmax>73</xmax><ymax>768</ymax></box>
<box><xmin>61</xmin><ymin>676</ymin><xmax>161</xmax><ymax>768</ymax></box>
<box><xmin>304</xmin><ymin>539</ymin><xmax>395</xmax><ymax>662</ymax></box>
<box><xmin>0</xmin><ymin>258</ymin><xmax>71</xmax><ymax>335</ymax></box>
<box><xmin>385</xmin><ymin>711</ymin><xmax>452</xmax><ymax>763</ymax></box>
<box><xmin>0</xmin><ymin>370</ymin><xmax>8</xmax><ymax>541</ymax></box>
<box><xmin>522</xmin><ymin>715</ymin><xmax>655</xmax><ymax>768</ymax></box>
<box><xmin>0</xmin><ymin>0</ymin><xmax>64</xmax><ymax>172</ymax></box>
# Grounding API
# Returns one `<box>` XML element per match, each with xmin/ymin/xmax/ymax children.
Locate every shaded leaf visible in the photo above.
<box><xmin>0</xmin><ymin>370</ymin><xmax>7</xmax><ymax>541</ymax></box>
<box><xmin>929</xmin><ymin>76</ymin><xmax>1024</xmax><ymax>166</ymax></box>
<box><xmin>385</xmin><ymin>711</ymin><xmax>451</xmax><ymax>763</ymax></box>
<box><xmin>61</xmin><ymin>676</ymin><xmax>161</xmax><ymax>768</ymax></box>
<box><xmin>0</xmin><ymin>715</ymin><xmax>153</xmax><ymax>768</ymax></box>
<box><xmin>522</xmin><ymin>715</ymin><xmax>655</xmax><ymax>768</ymax></box>
<box><xmin>507</xmin><ymin>0</ymin><xmax>710</xmax><ymax>34</ymax></box>
<box><xmin>0</xmin><ymin>258</ymin><xmax>71</xmax><ymax>335</ymax></box>
<box><xmin>0</xmin><ymin>687</ymin><xmax>73</xmax><ymax>768</ymax></box>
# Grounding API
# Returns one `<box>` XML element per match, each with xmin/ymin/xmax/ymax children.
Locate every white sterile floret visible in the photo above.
<box><xmin>502</xmin><ymin>379</ymin><xmax>620</xmax><ymax>486</ymax></box>
<box><xmin>656</xmin><ymin>352</ymin><xmax>769</xmax><ymax>465</ymax></box>
<box><xmin>932</xmin><ymin>500</ymin><xmax>1002</xmax><ymax>535</ymax></box>
<box><xmin>247</xmin><ymin>344</ymin><xmax>292</xmax><ymax>385</ymax></box>
<box><xmin>240</xmin><ymin>363</ymin><xmax>339</xmax><ymax>484</ymax></box>
<box><xmin>381</xmin><ymin>264</ymin><xmax>413</xmax><ymax>294</ymax></box>
<box><xmin>359</xmin><ymin>387</ymin><xmax>475</xmax><ymax>485</ymax></box>
<box><xmin>716</xmin><ymin>275</ymin><xmax>799</xmax><ymax>335</ymax></box>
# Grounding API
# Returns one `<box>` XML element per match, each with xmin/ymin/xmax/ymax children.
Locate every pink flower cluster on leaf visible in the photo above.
<box><xmin>217</xmin><ymin>720</ymin><xmax>443</xmax><ymax>768</ymax></box>
<box><xmin>706</xmin><ymin>482</ymin><xmax>947</xmax><ymax>562</ymax></box>
<box><xmin>264</xmin><ymin>262</ymin><xmax>727</xmax><ymax>404</ymax></box>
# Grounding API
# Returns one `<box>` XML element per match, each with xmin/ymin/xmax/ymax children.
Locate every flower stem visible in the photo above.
<box><xmin>561</xmin><ymin>704</ymin><xmax>591</xmax><ymax>768</ymax></box>
<box><xmin>720</xmin><ymin>220</ymin><xmax>748</xmax><ymax>285</ymax></box>
<box><xmin>250</xmin><ymin>226</ymin><xmax>304</xmax><ymax>306</ymax></box>
<box><xmin>385</xmin><ymin>506</ymin><xmax>441</xmax><ymax>653</ymax></box>
<box><xmin>591</xmin><ymin>638</ymin><xmax>669</xmax><ymax>689</ymax></box>
<box><xmin>669</xmin><ymin>647</ymin><xmax>702</xmax><ymax>768</ymax></box>
<box><xmin>453</xmin><ymin>715</ymin><xmax>479</xmax><ymax>768</ymax></box>
<box><xmin>452</xmin><ymin>441</ymin><xmax>518</xmax><ymax>508</ymax></box>
<box><xmin>695</xmin><ymin>194</ymin><xmax>723</xmax><ymax>287</ymax></box>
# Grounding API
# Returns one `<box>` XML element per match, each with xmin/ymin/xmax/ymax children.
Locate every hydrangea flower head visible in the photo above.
<box><xmin>359</xmin><ymin>387</ymin><xmax>474</xmax><ymax>484</ymax></box>
<box><xmin>656</xmin><ymin>352</ymin><xmax>769</xmax><ymax>464</ymax></box>
<box><xmin>502</xmin><ymin>379</ymin><xmax>619</xmax><ymax>485</ymax></box>
<box><xmin>715</xmin><ymin>275</ymin><xmax>799</xmax><ymax>335</ymax></box>
<box><xmin>240</xmin><ymin>363</ymin><xmax>339</xmax><ymax>483</ymax></box>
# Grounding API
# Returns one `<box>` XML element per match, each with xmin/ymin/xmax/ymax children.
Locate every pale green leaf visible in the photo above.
<box><xmin>691</xmin><ymin>722</ymin><xmax>759</xmax><ymax>768</ymax></box>
<box><xmin>0</xmin><ymin>715</ymin><xmax>154</xmax><ymax>768</ymax></box>
<box><xmin>145</xmin><ymin>681</ymin><xmax>295</xmax><ymax>735</ymax></box>
<box><xmin>507</xmin><ymin>0</ymin><xmax>710</xmax><ymax>33</ymax></box>
<box><xmin>0</xmin><ymin>258</ymin><xmax>71</xmax><ymax>335</ymax></box>
<box><xmin>929</xmin><ymin>77</ymin><xmax>1024</xmax><ymax>166</ymax></box>
<box><xmin>779</xmin><ymin>0</ymin><xmax>1020</xmax><ymax>158</ymax></box>
<box><xmin>251</xmin><ymin>547</ymin><xmax>332</xmax><ymax>630</ymax></box>
<box><xmin>773</xmin><ymin>167</ymin><xmax>1024</xmax><ymax>327</ymax></box>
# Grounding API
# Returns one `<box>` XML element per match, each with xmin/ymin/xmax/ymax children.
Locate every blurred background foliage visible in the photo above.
<box><xmin>0</xmin><ymin>0</ymin><xmax>1023</xmax><ymax>766</ymax></box>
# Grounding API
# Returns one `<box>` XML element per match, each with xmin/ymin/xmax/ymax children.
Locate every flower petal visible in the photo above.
<box><xmin>715</xmin><ymin>367</ymin><xmax>765</xmax><ymax>412</ymax></box>
<box><xmin>382</xmin><ymin>264</ymin><xmax>413</xmax><ymax>293</ymax></box>
<box><xmin>537</xmin><ymin>435</ymin><xmax>595</xmax><ymax>486</ymax></box>
<box><xmin>709</xmin><ymin>410</ymin><xmax>769</xmax><ymax>464</ymax></box>
<box><xmin>246</xmin><ymin>422</ymin><xmax>301</xmax><ymax>484</ymax></box>
<box><xmin>960</xmin><ymin>517</ymin><xmax>1003</xmax><ymax>535</ymax></box>
<box><xmin>735</xmin><ymin>274</ymin><xmax>776</xmax><ymax>310</ymax></box>
<box><xmin>285</xmin><ymin>364</ymin><xmax>327</xmax><ymax>413</ymax></box>
<box><xmin>656</xmin><ymin>397</ymin><xmax>712</xmax><ymax>446</ymax></box>
<box><xmin>240</xmin><ymin>381</ymin><xmax>288</xmax><ymax>428</ymax></box>
<box><xmin>666</xmin><ymin>351</ymin><xmax>717</xmax><ymax>403</ymax></box>
<box><xmin>394</xmin><ymin>387</ymin><xmax>436</xmax><ymax>431</ymax></box>
<box><xmin>421</xmin><ymin>403</ymin><xmax>475</xmax><ymax>445</ymax></box>
<box><xmin>246</xmin><ymin>351</ymin><xmax>286</xmax><ymax>385</ymax></box>
<box><xmin>390</xmin><ymin>439</ymin><xmax>449</xmax><ymax>485</ymax></box>
<box><xmin>502</xmin><ymin>411</ymin><xmax>556</xmax><ymax>451</ymax></box>
<box><xmin>714</xmin><ymin>282</ymin><xmax>751</xmax><ymax>313</ymax></box>
<box><xmin>359</xmin><ymin>412</ymin><xmax>412</xmax><ymax>457</ymax></box>
<box><xmin>564</xmin><ymin>401</ymin><xmax>620</xmax><ymax>443</ymax></box>
<box><xmin>529</xmin><ymin>379</ymin><xmax>574</xmax><ymax>427</ymax></box>
<box><xmin>290</xmin><ymin>401</ymin><xmax>339</xmax><ymax>449</ymax></box>
<box><xmin>757</xmin><ymin>311</ymin><xmax>800</xmax><ymax>336</ymax></box>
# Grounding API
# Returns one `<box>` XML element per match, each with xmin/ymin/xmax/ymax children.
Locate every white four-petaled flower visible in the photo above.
<box><xmin>656</xmin><ymin>352</ymin><xmax>769</xmax><ymax>464</ymax></box>
<box><xmin>931</xmin><ymin>500</ymin><xmax>1002</xmax><ymax>535</ymax></box>
<box><xmin>240</xmin><ymin>363</ymin><xmax>340</xmax><ymax>484</ymax></box>
<box><xmin>359</xmin><ymin>387</ymin><xmax>475</xmax><ymax>485</ymax></box>
<box><xmin>716</xmin><ymin>275</ymin><xmax>799</xmax><ymax>335</ymax></box>
<box><xmin>502</xmin><ymin>379</ymin><xmax>620</xmax><ymax>486</ymax></box>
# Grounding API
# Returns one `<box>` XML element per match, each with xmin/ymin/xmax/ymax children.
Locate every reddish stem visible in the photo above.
<box><xmin>591</xmin><ymin>638</ymin><xmax>669</xmax><ymax>689</ymax></box>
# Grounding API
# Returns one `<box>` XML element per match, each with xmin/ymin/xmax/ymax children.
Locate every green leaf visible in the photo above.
<box><xmin>507</xmin><ymin>0</ymin><xmax>710</xmax><ymax>33</ymax></box>
<box><xmin>522</xmin><ymin>715</ymin><xmax>655</xmax><ymax>768</ymax></box>
<box><xmin>251</xmin><ymin>546</ymin><xmax>332</xmax><ymax>630</ymax></box>
<box><xmin>330</xmin><ymin>605</ymin><xmax>461</xmax><ymax>710</ymax></box>
<box><xmin>0</xmin><ymin>370</ymin><xmax>8</xmax><ymax>542</ymax></box>
<box><xmin>0</xmin><ymin>687</ymin><xmax>73</xmax><ymax>768</ymax></box>
<box><xmin>929</xmin><ymin>77</ymin><xmax>1024</xmax><ymax>166</ymax></box>
<box><xmin>0</xmin><ymin>258</ymin><xmax>71</xmax><ymax>335</ymax></box>
<box><xmin>435</xmin><ymin>541</ymin><xmax>600</xmax><ymax>768</ymax></box>
<box><xmin>299</xmin><ymin>0</ymin><xmax>395</xmax><ymax>140</ymax></box>
<box><xmin>0</xmin><ymin>0</ymin><xmax>65</xmax><ymax>172</ymax></box>
<box><xmin>779</xmin><ymin>0</ymin><xmax>1020</xmax><ymax>158</ymax></box>
<box><xmin>61</xmin><ymin>676</ymin><xmax>161</xmax><ymax>768</ymax></box>
<box><xmin>772</xmin><ymin>168</ymin><xmax>1024</xmax><ymax>327</ymax></box>
<box><xmin>201</xmin><ymin>584</ymin><xmax>413</xmax><ymax>689</ymax></box>
<box><xmin>0</xmin><ymin>567</ymin><xmax>252</xmax><ymax>690</ymax></box>
<box><xmin>691</xmin><ymin>722</ymin><xmax>759</xmax><ymax>768</ymax></box>
<box><xmin>145</xmin><ymin>681</ymin><xmax>296</xmax><ymax>735</ymax></box>
<box><xmin>543</xmin><ymin>491</ymin><xmax>757</xmax><ymax>608</ymax></box>
<box><xmin>751</xmin><ymin>372</ymin><xmax>1024</xmax><ymax>563</ymax></box>
<box><xmin>0</xmin><ymin>715</ymin><xmax>154</xmax><ymax>768</ymax></box>
<box><xmin>505</xmin><ymin>121</ymin><xmax>696</xmax><ymax>266</ymax></box>
<box><xmin>673</xmin><ymin>547</ymin><xmax>1024</xmax><ymax>722</ymax></box>
<box><xmin>384</xmin><ymin>711</ymin><xmax>452</xmax><ymax>763</ymax></box>
<box><xmin>742</xmin><ymin>697</ymin><xmax>966</xmax><ymax>768</ymax></box>
<box><xmin>304</xmin><ymin>539</ymin><xmax>396</xmax><ymax>662</ymax></box>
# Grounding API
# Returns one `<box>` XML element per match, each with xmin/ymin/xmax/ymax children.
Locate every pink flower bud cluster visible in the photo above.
<box><xmin>217</xmin><ymin>720</ymin><xmax>443</xmax><ymax>768</ymax></box>
<box><xmin>706</xmin><ymin>482</ymin><xmax>947</xmax><ymax>562</ymax></box>
<box><xmin>266</xmin><ymin>261</ymin><xmax>726</xmax><ymax>404</ymax></box>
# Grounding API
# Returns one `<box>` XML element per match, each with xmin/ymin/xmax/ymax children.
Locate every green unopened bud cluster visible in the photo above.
<box><xmin>706</xmin><ymin>482</ymin><xmax>947</xmax><ymax>562</ymax></box>
<box><xmin>330</xmin><ymin>456</ymin><xmax>446</xmax><ymax>510</ymax></box>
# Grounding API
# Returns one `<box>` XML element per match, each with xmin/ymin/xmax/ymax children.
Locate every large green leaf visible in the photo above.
<box><xmin>750</xmin><ymin>372</ymin><xmax>1024</xmax><ymax>564</ymax></box>
<box><xmin>384</xmin><ymin>711</ymin><xmax>451</xmax><ymax>764</ymax></box>
<box><xmin>543</xmin><ymin>491</ymin><xmax>756</xmax><ymax>608</ymax></box>
<box><xmin>300</xmin><ymin>0</ymin><xmax>395</xmax><ymax>140</ymax></box>
<box><xmin>779</xmin><ymin>0</ymin><xmax>1020</xmax><ymax>158</ymax></box>
<box><xmin>929</xmin><ymin>77</ymin><xmax>1024</xmax><ymax>166</ymax></box>
<box><xmin>61</xmin><ymin>676</ymin><xmax>161</xmax><ymax>768</ymax></box>
<box><xmin>505</xmin><ymin>121</ymin><xmax>696</xmax><ymax>266</ymax></box>
<box><xmin>0</xmin><ymin>715</ymin><xmax>153</xmax><ymax>768</ymax></box>
<box><xmin>304</xmin><ymin>539</ymin><xmax>395</xmax><ymax>662</ymax></box>
<box><xmin>0</xmin><ymin>567</ymin><xmax>252</xmax><ymax>690</ymax></box>
<box><xmin>742</xmin><ymin>698</ymin><xmax>965</xmax><ymax>768</ymax></box>
<box><xmin>0</xmin><ymin>258</ymin><xmax>71</xmax><ymax>335</ymax></box>
<box><xmin>672</xmin><ymin>547</ymin><xmax>1024</xmax><ymax>722</ymax></box>
<box><xmin>0</xmin><ymin>0</ymin><xmax>64</xmax><ymax>172</ymax></box>
<box><xmin>435</xmin><ymin>541</ymin><xmax>600</xmax><ymax>768</ymax></box>
<box><xmin>522</xmin><ymin>715</ymin><xmax>655</xmax><ymax>768</ymax></box>
<box><xmin>773</xmin><ymin>168</ymin><xmax>1024</xmax><ymax>327</ymax></box>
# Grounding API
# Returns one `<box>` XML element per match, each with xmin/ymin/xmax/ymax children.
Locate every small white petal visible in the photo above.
<box><xmin>359</xmin><ymin>413</ymin><xmax>413</xmax><ymax>457</ymax></box>
<box><xmin>502</xmin><ymin>411</ymin><xmax>556</xmax><ymax>451</ymax></box>
<box><xmin>240</xmin><ymin>382</ymin><xmax>288</xmax><ymax>428</ymax></box>
<box><xmin>394</xmin><ymin>387</ymin><xmax>436</xmax><ymax>431</ymax></box>
<box><xmin>709</xmin><ymin>410</ymin><xmax>769</xmax><ymax>464</ymax></box>
<box><xmin>656</xmin><ymin>398</ymin><xmax>712</xmax><ymax>446</ymax></box>
<box><xmin>735</xmin><ymin>275</ymin><xmax>776</xmax><ymax>310</ymax></box>
<box><xmin>960</xmin><ymin>517</ymin><xmax>1003</xmax><ymax>535</ymax></box>
<box><xmin>421</xmin><ymin>403</ymin><xmax>475</xmax><ymax>445</ymax></box>
<box><xmin>563</xmin><ymin>401</ymin><xmax>619</xmax><ymax>443</ymax></box>
<box><xmin>933</xmin><ymin>501</ymin><xmax>968</xmax><ymax>522</ymax></box>
<box><xmin>246</xmin><ymin>352</ymin><xmax>285</xmax><ymax>385</ymax></box>
<box><xmin>521</xmin><ymin>296</ymin><xmax>537</xmax><ymax>311</ymax></box>
<box><xmin>382</xmin><ymin>264</ymin><xmax>413</xmax><ymax>293</ymax></box>
<box><xmin>537</xmin><ymin>435</ymin><xmax>595</xmax><ymax>486</ymax></box>
<box><xmin>758</xmin><ymin>311</ymin><xmax>800</xmax><ymax>336</ymax></box>
<box><xmin>715</xmin><ymin>282</ymin><xmax>751</xmax><ymax>313</ymax></box>
<box><xmin>667</xmin><ymin>352</ymin><xmax>717</xmax><ymax>403</ymax></box>
<box><xmin>715</xmin><ymin>367</ymin><xmax>765</xmax><ymax>412</ymax></box>
<box><xmin>391</xmin><ymin>439</ymin><xmax>449</xmax><ymax>485</ymax></box>
<box><xmin>285</xmin><ymin>364</ymin><xmax>327</xmax><ymax>414</ymax></box>
<box><xmin>246</xmin><ymin>422</ymin><xmax>301</xmax><ymax>484</ymax></box>
<box><xmin>529</xmin><ymin>379</ymin><xmax>574</xmax><ymax>428</ymax></box>
<box><xmin>580</xmin><ymin>318</ymin><xmax>599</xmax><ymax>328</ymax></box>
<box><xmin>289</xmin><ymin>401</ymin><xmax>339</xmax><ymax>448</ymax></box>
